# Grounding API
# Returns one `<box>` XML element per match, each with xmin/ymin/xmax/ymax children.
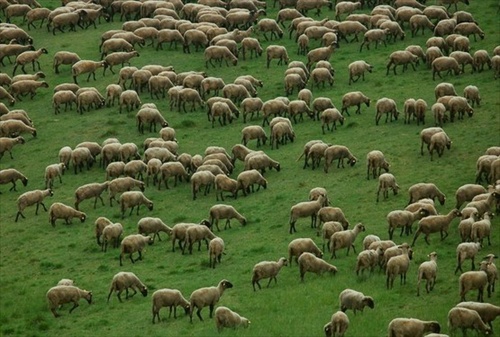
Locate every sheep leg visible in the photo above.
<box><xmin>196</xmin><ymin>308</ymin><xmax>203</xmax><ymax>321</ymax></box>
<box><xmin>68</xmin><ymin>301</ymin><xmax>79</xmax><ymax>314</ymax></box>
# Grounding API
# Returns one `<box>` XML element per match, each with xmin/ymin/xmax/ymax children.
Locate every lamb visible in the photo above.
<box><xmin>387</xmin><ymin>209</ymin><xmax>428</xmax><ymax>240</ymax></box>
<box><xmin>432</xmin><ymin>56</ymin><xmax>461</xmax><ymax>81</ymax></box>
<box><xmin>189</xmin><ymin>279</ymin><xmax>233</xmax><ymax>322</ymax></box>
<box><xmin>119</xmin><ymin>191</ymin><xmax>153</xmax><ymax>218</ymax></box>
<box><xmin>15</xmin><ymin>188</ymin><xmax>53</xmax><ymax>222</ymax></box>
<box><xmin>152</xmin><ymin>288</ymin><xmax>190</xmax><ymax>323</ymax></box>
<box><xmin>377</xmin><ymin>173</ymin><xmax>400</xmax><ymax>202</ymax></box>
<box><xmin>251</xmin><ymin>257</ymin><xmax>288</xmax><ymax>291</ymax></box>
<box><xmin>411</xmin><ymin>208</ymin><xmax>461</xmax><ymax>246</ymax></box>
<box><xmin>455</xmin><ymin>242</ymin><xmax>481</xmax><ymax>274</ymax></box>
<box><xmin>324</xmin><ymin>145</ymin><xmax>357</xmax><ymax>173</ymax></box>
<box><xmin>48</xmin><ymin>202</ymin><xmax>86</xmax><ymax>227</ymax></box>
<box><xmin>386</xmin><ymin>245</ymin><xmax>413</xmax><ymax>289</ymax></box>
<box><xmin>386</xmin><ymin>50</ymin><xmax>419</xmax><ymax>75</ymax></box>
<box><xmin>44</xmin><ymin>163</ymin><xmax>65</xmax><ymax>189</ymax></box>
<box><xmin>0</xmin><ymin>168</ymin><xmax>28</xmax><ymax>192</ymax></box>
<box><xmin>408</xmin><ymin>182</ymin><xmax>446</xmax><ymax>205</ymax></box>
<box><xmin>288</xmin><ymin>238</ymin><xmax>323</xmax><ymax>266</ymax></box>
<box><xmin>341</xmin><ymin>91</ymin><xmax>370</xmax><ymax>116</ymax></box>
<box><xmin>209</xmin><ymin>204</ymin><xmax>246</xmax><ymax>231</ymax></box>
<box><xmin>355</xmin><ymin>248</ymin><xmax>383</xmax><ymax>276</ymax></box>
<box><xmin>324</xmin><ymin>311</ymin><xmax>350</xmax><ymax>337</ymax></box>
<box><xmin>387</xmin><ymin>318</ymin><xmax>441</xmax><ymax>337</ymax></box>
<box><xmin>448</xmin><ymin>307</ymin><xmax>492</xmax><ymax>336</ymax></box>
<box><xmin>236</xmin><ymin>169</ymin><xmax>267</xmax><ymax>196</ymax></box>
<box><xmin>348</xmin><ymin>61</ymin><xmax>374</xmax><ymax>87</ymax></box>
<box><xmin>71</xmin><ymin>60</ymin><xmax>106</xmax><ymax>85</ymax></box>
<box><xmin>289</xmin><ymin>194</ymin><xmax>328</xmax><ymax>233</ymax></box>
<box><xmin>107</xmin><ymin>271</ymin><xmax>148</xmax><ymax>302</ymax></box>
<box><xmin>330</xmin><ymin>223</ymin><xmax>366</xmax><ymax>259</ymax></box>
<box><xmin>46</xmin><ymin>285</ymin><xmax>92</xmax><ymax>318</ymax></box>
<box><xmin>416</xmin><ymin>252</ymin><xmax>438</xmax><ymax>296</ymax></box>
<box><xmin>471</xmin><ymin>212</ymin><xmax>493</xmax><ymax>246</ymax></box>
<box><xmin>100</xmin><ymin>223</ymin><xmax>123</xmax><ymax>252</ymax></box>
<box><xmin>137</xmin><ymin>217</ymin><xmax>172</xmax><ymax>242</ymax></box>
<box><xmin>338</xmin><ymin>289</ymin><xmax>374</xmax><ymax>315</ymax></box>
<box><xmin>456</xmin><ymin>302</ymin><xmax>500</xmax><ymax>331</ymax></box>
<box><xmin>266</xmin><ymin>44</ymin><xmax>289</xmax><ymax>68</ymax></box>
<box><xmin>428</xmin><ymin>131</ymin><xmax>451</xmax><ymax>161</ymax></box>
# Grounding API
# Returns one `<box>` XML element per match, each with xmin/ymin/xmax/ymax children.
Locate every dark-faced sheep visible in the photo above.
<box><xmin>252</xmin><ymin>257</ymin><xmax>287</xmax><ymax>291</ymax></box>
<box><xmin>15</xmin><ymin>188</ymin><xmax>53</xmax><ymax>222</ymax></box>
<box><xmin>387</xmin><ymin>318</ymin><xmax>441</xmax><ymax>337</ymax></box>
<box><xmin>119</xmin><ymin>234</ymin><xmax>153</xmax><ymax>266</ymax></box>
<box><xmin>107</xmin><ymin>271</ymin><xmax>147</xmax><ymax>302</ymax></box>
<box><xmin>330</xmin><ymin>223</ymin><xmax>366</xmax><ymax>259</ymax></box>
<box><xmin>298</xmin><ymin>252</ymin><xmax>337</xmax><ymax>281</ymax></box>
<box><xmin>189</xmin><ymin>279</ymin><xmax>233</xmax><ymax>322</ymax></box>
<box><xmin>339</xmin><ymin>289</ymin><xmax>374</xmax><ymax>315</ymax></box>
<box><xmin>48</xmin><ymin>202</ymin><xmax>86</xmax><ymax>227</ymax></box>
<box><xmin>152</xmin><ymin>289</ymin><xmax>190</xmax><ymax>323</ymax></box>
<box><xmin>119</xmin><ymin>191</ymin><xmax>153</xmax><ymax>218</ymax></box>
<box><xmin>46</xmin><ymin>285</ymin><xmax>92</xmax><ymax>318</ymax></box>
<box><xmin>324</xmin><ymin>311</ymin><xmax>350</xmax><ymax>337</ymax></box>
<box><xmin>288</xmin><ymin>238</ymin><xmax>323</xmax><ymax>266</ymax></box>
<box><xmin>448</xmin><ymin>307</ymin><xmax>492</xmax><ymax>336</ymax></box>
<box><xmin>324</xmin><ymin>145</ymin><xmax>357</xmax><ymax>173</ymax></box>
<box><xmin>0</xmin><ymin>168</ymin><xmax>28</xmax><ymax>192</ymax></box>
<box><xmin>411</xmin><ymin>208</ymin><xmax>461</xmax><ymax>245</ymax></box>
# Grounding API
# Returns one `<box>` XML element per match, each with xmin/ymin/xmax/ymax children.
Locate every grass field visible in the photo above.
<box><xmin>0</xmin><ymin>0</ymin><xmax>499</xmax><ymax>336</ymax></box>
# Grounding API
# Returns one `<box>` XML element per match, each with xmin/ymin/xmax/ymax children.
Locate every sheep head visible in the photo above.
<box><xmin>363</xmin><ymin>296</ymin><xmax>375</xmax><ymax>309</ymax></box>
<box><xmin>140</xmin><ymin>286</ymin><xmax>148</xmax><ymax>297</ymax></box>
<box><xmin>84</xmin><ymin>291</ymin><xmax>93</xmax><ymax>304</ymax></box>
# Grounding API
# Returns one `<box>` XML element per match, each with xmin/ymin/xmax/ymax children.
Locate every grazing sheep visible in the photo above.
<box><xmin>103</xmin><ymin>51</ymin><xmax>140</xmax><ymax>75</ymax></box>
<box><xmin>362</xmin><ymin>234</ymin><xmax>381</xmax><ymax>250</ymax></box>
<box><xmin>435</xmin><ymin>82</ymin><xmax>457</xmax><ymax>100</ymax></box>
<box><xmin>214</xmin><ymin>306</ymin><xmax>250</xmax><ymax>332</ymax></box>
<box><xmin>108</xmin><ymin>176</ymin><xmax>144</xmax><ymax>206</ymax></box>
<box><xmin>432</xmin><ymin>102</ymin><xmax>447</xmax><ymax>127</ymax></box>
<box><xmin>458</xmin><ymin>211</ymin><xmax>479</xmax><ymax>242</ymax></box>
<box><xmin>244</xmin><ymin>152</ymin><xmax>280</xmax><ymax>174</ymax></box>
<box><xmin>189</xmin><ymin>279</ymin><xmax>233</xmax><ymax>322</ymax></box>
<box><xmin>288</xmin><ymin>238</ymin><xmax>323</xmax><ymax>266</ymax></box>
<box><xmin>0</xmin><ymin>135</ymin><xmax>25</xmax><ymax>159</ymax></box>
<box><xmin>375</xmin><ymin>98</ymin><xmax>400</xmax><ymax>125</ymax></box>
<box><xmin>119</xmin><ymin>234</ymin><xmax>153</xmax><ymax>266</ymax></box>
<box><xmin>48</xmin><ymin>202</ymin><xmax>86</xmax><ymax>227</ymax></box>
<box><xmin>412</xmin><ymin>208</ymin><xmax>462</xmax><ymax>245</ymax></box>
<box><xmin>158</xmin><ymin>161</ymin><xmax>189</xmax><ymax>190</ymax></box>
<box><xmin>416</xmin><ymin>252</ymin><xmax>438</xmax><ymax>296</ymax></box>
<box><xmin>107</xmin><ymin>271</ymin><xmax>147</xmax><ymax>302</ymax></box>
<box><xmin>208</xmin><ymin>237</ymin><xmax>225</xmax><ymax>269</ymax></box>
<box><xmin>119</xmin><ymin>191</ymin><xmax>153</xmax><ymax>218</ymax></box>
<box><xmin>170</xmin><ymin>220</ymin><xmax>211</xmax><ymax>253</ymax></box>
<box><xmin>330</xmin><ymin>223</ymin><xmax>366</xmax><ymax>259</ymax></box>
<box><xmin>44</xmin><ymin>163</ymin><xmax>65</xmax><ymax>189</ymax></box>
<box><xmin>266</xmin><ymin>44</ymin><xmax>289</xmax><ymax>68</ymax></box>
<box><xmin>289</xmin><ymin>194</ymin><xmax>328</xmax><ymax>233</ymax></box>
<box><xmin>10</xmin><ymin>80</ymin><xmax>49</xmax><ymax>100</ymax></box>
<box><xmin>359</xmin><ymin>28</ymin><xmax>390</xmax><ymax>52</ymax></box>
<box><xmin>456</xmin><ymin>301</ymin><xmax>500</xmax><ymax>332</ymax></box>
<box><xmin>119</xmin><ymin>89</ymin><xmax>141</xmax><ymax>113</ymax></box>
<box><xmin>387</xmin><ymin>318</ymin><xmax>441</xmax><ymax>337</ymax></box>
<box><xmin>324</xmin><ymin>311</ymin><xmax>350</xmax><ymax>337</ymax></box>
<box><xmin>46</xmin><ymin>285</ymin><xmax>92</xmax><ymax>318</ymax></box>
<box><xmin>183</xmin><ymin>223</ymin><xmax>218</xmax><ymax>254</ymax></box>
<box><xmin>386</xmin><ymin>245</ymin><xmax>413</xmax><ymax>289</ymax></box>
<box><xmin>428</xmin><ymin>131</ymin><xmax>452</xmax><ymax>161</ymax></box>
<box><xmin>355</xmin><ymin>248</ymin><xmax>383</xmax><ymax>276</ymax></box>
<box><xmin>298</xmin><ymin>252</ymin><xmax>337</xmax><ymax>281</ymax></box>
<box><xmin>0</xmin><ymin>119</ymin><xmax>36</xmax><ymax>138</ymax></box>
<box><xmin>386</xmin><ymin>51</ymin><xmax>419</xmax><ymax>75</ymax></box>
<box><xmin>408</xmin><ymin>182</ymin><xmax>446</xmax><ymax>205</ymax></box>
<box><xmin>366</xmin><ymin>150</ymin><xmax>390</xmax><ymax>180</ymax></box>
<box><xmin>348</xmin><ymin>60</ymin><xmax>373</xmax><ymax>85</ymax></box>
<box><xmin>387</xmin><ymin>209</ymin><xmax>428</xmax><ymax>240</ymax></box>
<box><xmin>251</xmin><ymin>257</ymin><xmax>287</xmax><ymax>291</ymax></box>
<box><xmin>338</xmin><ymin>289</ymin><xmax>374</xmax><ymax>315</ymax></box>
<box><xmin>97</xmin><ymin>218</ymin><xmax>119</xmax><ymax>249</ymax></box>
<box><xmin>152</xmin><ymin>289</ymin><xmax>190</xmax><ymax>323</ymax></box>
<box><xmin>324</xmin><ymin>145</ymin><xmax>357</xmax><ymax>173</ymax></box>
<box><xmin>406</xmin><ymin>200</ymin><xmax>439</xmax><ymax>216</ymax></box>
<box><xmin>209</xmin><ymin>204</ymin><xmax>246</xmax><ymax>231</ymax></box>
<box><xmin>377</xmin><ymin>173</ymin><xmax>400</xmax><ymax>202</ymax></box>
<box><xmin>15</xmin><ymin>188</ymin><xmax>53</xmax><ymax>222</ymax></box>
<box><xmin>317</xmin><ymin>207</ymin><xmax>349</xmax><ymax>231</ymax></box>
<box><xmin>71</xmin><ymin>60</ymin><xmax>107</xmax><ymax>85</ymax></box>
<box><xmin>306</xmin><ymin>43</ymin><xmax>337</xmax><ymax>71</ymax></box>
<box><xmin>236</xmin><ymin>169</ymin><xmax>267</xmax><ymax>196</ymax></box>
<box><xmin>191</xmin><ymin>170</ymin><xmax>216</xmax><ymax>200</ymax></box>
<box><xmin>448</xmin><ymin>307</ymin><xmax>492</xmax><ymax>336</ymax></box>
<box><xmin>455</xmin><ymin>242</ymin><xmax>482</xmax><ymax>274</ymax></box>
<box><xmin>0</xmin><ymin>168</ymin><xmax>28</xmax><ymax>192</ymax></box>
<box><xmin>463</xmin><ymin>85</ymin><xmax>481</xmax><ymax>108</ymax></box>
<box><xmin>137</xmin><ymin>217</ymin><xmax>172</xmax><ymax>242</ymax></box>
<box><xmin>52</xmin><ymin>90</ymin><xmax>77</xmax><ymax>114</ymax></box>
<box><xmin>341</xmin><ymin>91</ymin><xmax>370</xmax><ymax>116</ymax></box>
<box><xmin>432</xmin><ymin>56</ymin><xmax>461</xmax><ymax>81</ymax></box>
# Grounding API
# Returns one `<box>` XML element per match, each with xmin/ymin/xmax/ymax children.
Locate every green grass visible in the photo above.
<box><xmin>1</xmin><ymin>1</ymin><xmax>500</xmax><ymax>337</ymax></box>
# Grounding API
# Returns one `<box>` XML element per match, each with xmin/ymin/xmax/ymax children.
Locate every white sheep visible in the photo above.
<box><xmin>170</xmin><ymin>220</ymin><xmax>212</xmax><ymax>253</ymax></box>
<box><xmin>119</xmin><ymin>234</ymin><xmax>153</xmax><ymax>266</ymax></box>
<box><xmin>455</xmin><ymin>242</ymin><xmax>482</xmax><ymax>274</ymax></box>
<box><xmin>237</xmin><ymin>169</ymin><xmax>267</xmax><ymax>196</ymax></box>
<box><xmin>298</xmin><ymin>252</ymin><xmax>337</xmax><ymax>282</ymax></box>
<box><xmin>208</xmin><ymin>237</ymin><xmax>225</xmax><ymax>269</ymax></box>
<box><xmin>471</xmin><ymin>212</ymin><xmax>493</xmax><ymax>246</ymax></box>
<box><xmin>289</xmin><ymin>194</ymin><xmax>328</xmax><ymax>233</ymax></box>
<box><xmin>119</xmin><ymin>191</ymin><xmax>153</xmax><ymax>218</ymax></box>
<box><xmin>107</xmin><ymin>271</ymin><xmax>148</xmax><ymax>302</ymax></box>
<box><xmin>288</xmin><ymin>238</ymin><xmax>323</xmax><ymax>266</ymax></box>
<box><xmin>191</xmin><ymin>170</ymin><xmax>216</xmax><ymax>200</ymax></box>
<box><xmin>448</xmin><ymin>307</ymin><xmax>492</xmax><ymax>336</ymax></box>
<box><xmin>0</xmin><ymin>168</ymin><xmax>28</xmax><ymax>192</ymax></box>
<box><xmin>416</xmin><ymin>252</ymin><xmax>438</xmax><ymax>296</ymax></box>
<box><xmin>324</xmin><ymin>311</ymin><xmax>350</xmax><ymax>337</ymax></box>
<box><xmin>387</xmin><ymin>318</ymin><xmax>441</xmax><ymax>337</ymax></box>
<box><xmin>152</xmin><ymin>289</ymin><xmax>190</xmax><ymax>323</ymax></box>
<box><xmin>317</xmin><ymin>207</ymin><xmax>349</xmax><ymax>230</ymax></box>
<box><xmin>386</xmin><ymin>245</ymin><xmax>413</xmax><ymax>289</ymax></box>
<box><xmin>341</xmin><ymin>91</ymin><xmax>370</xmax><ymax>116</ymax></box>
<box><xmin>251</xmin><ymin>257</ymin><xmax>288</xmax><ymax>291</ymax></box>
<box><xmin>189</xmin><ymin>279</ymin><xmax>233</xmax><ymax>322</ymax></box>
<box><xmin>214</xmin><ymin>306</ymin><xmax>250</xmax><ymax>332</ymax></box>
<box><xmin>48</xmin><ymin>202</ymin><xmax>86</xmax><ymax>227</ymax></box>
<box><xmin>387</xmin><ymin>208</ymin><xmax>428</xmax><ymax>240</ymax></box>
<box><xmin>330</xmin><ymin>223</ymin><xmax>366</xmax><ymax>259</ymax></box>
<box><xmin>15</xmin><ymin>188</ymin><xmax>53</xmax><ymax>222</ymax></box>
<box><xmin>46</xmin><ymin>285</ymin><xmax>92</xmax><ymax>318</ymax></box>
<box><xmin>137</xmin><ymin>217</ymin><xmax>172</xmax><ymax>242</ymax></box>
<box><xmin>101</xmin><ymin>222</ymin><xmax>123</xmax><ymax>252</ymax></box>
<box><xmin>338</xmin><ymin>289</ymin><xmax>374</xmax><ymax>315</ymax></box>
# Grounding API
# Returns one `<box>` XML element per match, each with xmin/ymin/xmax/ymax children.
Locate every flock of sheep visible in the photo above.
<box><xmin>1</xmin><ymin>0</ymin><xmax>500</xmax><ymax>336</ymax></box>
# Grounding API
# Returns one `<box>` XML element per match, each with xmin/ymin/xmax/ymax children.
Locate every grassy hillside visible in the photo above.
<box><xmin>0</xmin><ymin>0</ymin><xmax>499</xmax><ymax>336</ymax></box>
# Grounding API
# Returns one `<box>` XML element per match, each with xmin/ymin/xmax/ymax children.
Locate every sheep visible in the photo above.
<box><xmin>463</xmin><ymin>85</ymin><xmax>481</xmax><ymax>108</ymax></box>
<box><xmin>103</xmin><ymin>51</ymin><xmax>139</xmax><ymax>75</ymax></box>
<box><xmin>236</xmin><ymin>169</ymin><xmax>267</xmax><ymax>196</ymax></box>
<box><xmin>71</xmin><ymin>146</ymin><xmax>95</xmax><ymax>174</ymax></box>
<box><xmin>306</xmin><ymin>43</ymin><xmax>337</xmax><ymax>71</ymax></box>
<box><xmin>456</xmin><ymin>302</ymin><xmax>500</xmax><ymax>332</ymax></box>
<box><xmin>335</xmin><ymin>21</ymin><xmax>368</xmax><ymax>43</ymax></box>
<box><xmin>454</xmin><ymin>22</ymin><xmax>485</xmax><ymax>42</ymax></box>
<box><xmin>118</xmin><ymin>89</ymin><xmax>141</xmax><ymax>114</ymax></box>
<box><xmin>416</xmin><ymin>251</ymin><xmax>438</xmax><ymax>296</ymax></box>
<box><xmin>382</xmin><ymin>243</ymin><xmax>413</xmax><ymax>271</ymax></box>
<box><xmin>251</xmin><ymin>257</ymin><xmax>287</xmax><ymax>291</ymax></box>
<box><xmin>431</xmin><ymin>102</ymin><xmax>447</xmax><ymax>127</ymax></box>
<box><xmin>387</xmin><ymin>209</ymin><xmax>428</xmax><ymax>240</ymax></box>
<box><xmin>330</xmin><ymin>223</ymin><xmax>366</xmax><ymax>259</ymax></box>
<box><xmin>107</xmin><ymin>271</ymin><xmax>148</xmax><ymax>302</ymax></box>
<box><xmin>448</xmin><ymin>307</ymin><xmax>492</xmax><ymax>336</ymax></box>
<box><xmin>52</xmin><ymin>51</ymin><xmax>80</xmax><ymax>75</ymax></box>
<box><xmin>359</xmin><ymin>28</ymin><xmax>390</xmax><ymax>52</ymax></box>
<box><xmin>297</xmin><ymin>251</ymin><xmax>337</xmax><ymax>282</ymax></box>
<box><xmin>377</xmin><ymin>173</ymin><xmax>400</xmax><ymax>202</ymax></box>
<box><xmin>317</xmin><ymin>207</ymin><xmax>349</xmax><ymax>230</ymax></box>
<box><xmin>71</xmin><ymin>60</ymin><xmax>106</xmax><ymax>85</ymax></box>
<box><xmin>53</xmin><ymin>83</ymin><xmax>80</xmax><ymax>94</ymax></box>
<box><xmin>12</xmin><ymin>47</ymin><xmax>48</xmax><ymax>75</ymax></box>
<box><xmin>44</xmin><ymin>163</ymin><xmax>65</xmax><ymax>189</ymax></box>
<box><xmin>266</xmin><ymin>44</ymin><xmax>289</xmax><ymax>68</ymax></box>
<box><xmin>213</xmin><ymin>306</ymin><xmax>250</xmax><ymax>332</ymax></box>
<box><xmin>347</xmin><ymin>60</ymin><xmax>373</xmax><ymax>86</ymax></box>
<box><xmin>52</xmin><ymin>90</ymin><xmax>77</xmax><ymax>114</ymax></box>
<box><xmin>151</xmin><ymin>289</ymin><xmax>190</xmax><ymax>323</ymax></box>
<box><xmin>182</xmin><ymin>29</ymin><xmax>209</xmax><ymax>54</ymax></box>
<box><xmin>288</xmin><ymin>238</ymin><xmax>323</xmax><ymax>266</ymax></box>
<box><xmin>0</xmin><ymin>168</ymin><xmax>28</xmax><ymax>193</ymax></box>
<box><xmin>450</xmin><ymin>51</ymin><xmax>475</xmax><ymax>74</ymax></box>
<box><xmin>475</xmin><ymin>157</ymin><xmax>499</xmax><ymax>185</ymax></box>
<box><xmin>375</xmin><ymin>98</ymin><xmax>400</xmax><ymax>125</ymax></box>
<box><xmin>46</xmin><ymin>285</ymin><xmax>92</xmax><ymax>318</ymax></box>
<box><xmin>341</xmin><ymin>91</ymin><xmax>370</xmax><ymax>116</ymax></box>
<box><xmin>411</xmin><ymin>208</ymin><xmax>461</xmax><ymax>246</ymax></box>
<box><xmin>455</xmin><ymin>242</ymin><xmax>482</xmax><ymax>274</ymax></box>
<box><xmin>15</xmin><ymin>188</ymin><xmax>53</xmax><ymax>222</ymax></box>
<box><xmin>11</xmin><ymin>71</ymin><xmax>46</xmax><ymax>84</ymax></box>
<box><xmin>458</xmin><ymin>211</ymin><xmax>479</xmax><ymax>242</ymax></box>
<box><xmin>244</xmin><ymin>152</ymin><xmax>281</xmax><ymax>174</ymax></box>
<box><xmin>387</xmin><ymin>318</ymin><xmax>441</xmax><ymax>337</ymax></box>
<box><xmin>296</xmin><ymin>0</ymin><xmax>332</xmax><ymax>16</ymax></box>
<box><xmin>49</xmin><ymin>202</ymin><xmax>87</xmax><ymax>227</ymax></box>
<box><xmin>432</xmin><ymin>56</ymin><xmax>461</xmax><ymax>81</ymax></box>
<box><xmin>428</xmin><ymin>131</ymin><xmax>451</xmax><ymax>161</ymax></box>
<box><xmin>260</xmin><ymin>98</ymin><xmax>289</xmax><ymax>126</ymax></box>
<box><xmin>471</xmin><ymin>212</ymin><xmax>493</xmax><ymax>246</ymax></box>
<box><xmin>0</xmin><ymin>135</ymin><xmax>25</xmax><ymax>159</ymax></box>
<box><xmin>338</xmin><ymin>289</ymin><xmax>374</xmax><ymax>315</ymax></box>
<box><xmin>170</xmin><ymin>220</ymin><xmax>212</xmax><ymax>252</ymax></box>
<box><xmin>189</xmin><ymin>279</ymin><xmax>233</xmax><ymax>322</ymax></box>
<box><xmin>119</xmin><ymin>191</ymin><xmax>153</xmax><ymax>218</ymax></box>
<box><xmin>366</xmin><ymin>150</ymin><xmax>390</xmax><ymax>180</ymax></box>
<box><xmin>386</xmin><ymin>51</ymin><xmax>419</xmax><ymax>75</ymax></box>
<box><xmin>335</xmin><ymin>1</ymin><xmax>362</xmax><ymax>21</ymax></box>
<box><xmin>408</xmin><ymin>182</ymin><xmax>446</xmax><ymax>205</ymax></box>
<box><xmin>177</xmin><ymin>87</ymin><xmax>205</xmax><ymax>113</ymax></box>
<box><xmin>191</xmin><ymin>170</ymin><xmax>216</xmax><ymax>200</ymax></box>
<box><xmin>473</xmin><ymin>50</ymin><xmax>491</xmax><ymax>73</ymax></box>
<box><xmin>204</xmin><ymin>45</ymin><xmax>238</xmax><ymax>68</ymax></box>
<box><xmin>119</xmin><ymin>233</ymin><xmax>153</xmax><ymax>266</ymax></box>
<box><xmin>324</xmin><ymin>311</ymin><xmax>350</xmax><ymax>337</ymax></box>
<box><xmin>324</xmin><ymin>145</ymin><xmax>357</xmax><ymax>173</ymax></box>
<box><xmin>362</xmin><ymin>234</ymin><xmax>381</xmax><ymax>250</ymax></box>
<box><xmin>137</xmin><ymin>217</ymin><xmax>172</xmax><ymax>242</ymax></box>
<box><xmin>386</xmin><ymin>245</ymin><xmax>413</xmax><ymax>289</ymax></box>
<box><xmin>136</xmin><ymin>106</ymin><xmax>168</xmax><ymax>134</ymax></box>
<box><xmin>10</xmin><ymin>80</ymin><xmax>48</xmax><ymax>100</ymax></box>
<box><xmin>310</xmin><ymin>67</ymin><xmax>334</xmax><ymax>90</ymax></box>
<box><xmin>239</xmin><ymin>97</ymin><xmax>262</xmax><ymax>123</ymax></box>
<box><xmin>94</xmin><ymin>216</ymin><xmax>113</xmax><ymax>246</ymax></box>
<box><xmin>305</xmin><ymin>141</ymin><xmax>330</xmax><ymax>170</ymax></box>
<box><xmin>157</xmin><ymin>161</ymin><xmax>188</xmax><ymax>190</ymax></box>
<box><xmin>0</xmin><ymin>119</ymin><xmax>36</xmax><ymax>138</ymax></box>
<box><xmin>355</xmin><ymin>248</ymin><xmax>383</xmax><ymax>276</ymax></box>
<box><xmin>209</xmin><ymin>204</ymin><xmax>246</xmax><ymax>232</ymax></box>
<box><xmin>0</xmin><ymin>87</ymin><xmax>15</xmax><ymax>106</ymax></box>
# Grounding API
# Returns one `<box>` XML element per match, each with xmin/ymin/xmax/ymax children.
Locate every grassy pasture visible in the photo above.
<box><xmin>0</xmin><ymin>0</ymin><xmax>499</xmax><ymax>336</ymax></box>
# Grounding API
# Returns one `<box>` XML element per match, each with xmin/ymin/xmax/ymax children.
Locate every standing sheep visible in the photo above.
<box><xmin>101</xmin><ymin>222</ymin><xmax>123</xmax><ymax>252</ymax></box>
<box><xmin>48</xmin><ymin>202</ymin><xmax>86</xmax><ymax>227</ymax></box>
<box><xmin>208</xmin><ymin>237</ymin><xmax>225</xmax><ymax>269</ymax></box>
<box><xmin>289</xmin><ymin>194</ymin><xmax>328</xmax><ymax>233</ymax></box>
<box><xmin>387</xmin><ymin>318</ymin><xmax>441</xmax><ymax>337</ymax></box>
<box><xmin>288</xmin><ymin>238</ymin><xmax>323</xmax><ymax>266</ymax></box>
<box><xmin>408</xmin><ymin>182</ymin><xmax>446</xmax><ymax>205</ymax></box>
<box><xmin>119</xmin><ymin>191</ymin><xmax>153</xmax><ymax>218</ymax></box>
<box><xmin>338</xmin><ymin>289</ymin><xmax>374</xmax><ymax>315</ymax></box>
<box><xmin>107</xmin><ymin>271</ymin><xmax>147</xmax><ymax>303</ymax></box>
<box><xmin>137</xmin><ymin>217</ymin><xmax>172</xmax><ymax>242</ymax></box>
<box><xmin>456</xmin><ymin>301</ymin><xmax>500</xmax><ymax>332</ymax></box>
<box><xmin>324</xmin><ymin>311</ymin><xmax>350</xmax><ymax>337</ymax></box>
<box><xmin>366</xmin><ymin>150</ymin><xmax>390</xmax><ymax>180</ymax></box>
<box><xmin>251</xmin><ymin>257</ymin><xmax>288</xmax><ymax>291</ymax></box>
<box><xmin>46</xmin><ymin>285</ymin><xmax>92</xmax><ymax>318</ymax></box>
<box><xmin>119</xmin><ymin>234</ymin><xmax>153</xmax><ymax>266</ymax></box>
<box><xmin>0</xmin><ymin>168</ymin><xmax>28</xmax><ymax>192</ymax></box>
<box><xmin>189</xmin><ymin>279</ymin><xmax>233</xmax><ymax>322</ymax></box>
<box><xmin>411</xmin><ymin>208</ymin><xmax>461</xmax><ymax>245</ymax></box>
<box><xmin>151</xmin><ymin>288</ymin><xmax>190</xmax><ymax>323</ymax></box>
<box><xmin>0</xmin><ymin>136</ymin><xmax>25</xmax><ymax>159</ymax></box>
<box><xmin>15</xmin><ymin>188</ymin><xmax>53</xmax><ymax>222</ymax></box>
<box><xmin>416</xmin><ymin>252</ymin><xmax>438</xmax><ymax>296</ymax></box>
<box><xmin>209</xmin><ymin>204</ymin><xmax>246</xmax><ymax>231</ymax></box>
<box><xmin>448</xmin><ymin>307</ymin><xmax>492</xmax><ymax>336</ymax></box>
<box><xmin>377</xmin><ymin>173</ymin><xmax>400</xmax><ymax>202</ymax></box>
<box><xmin>386</xmin><ymin>245</ymin><xmax>413</xmax><ymax>289</ymax></box>
<box><xmin>324</xmin><ymin>145</ymin><xmax>357</xmax><ymax>173</ymax></box>
<box><xmin>348</xmin><ymin>60</ymin><xmax>373</xmax><ymax>85</ymax></box>
<box><xmin>330</xmin><ymin>223</ymin><xmax>366</xmax><ymax>259</ymax></box>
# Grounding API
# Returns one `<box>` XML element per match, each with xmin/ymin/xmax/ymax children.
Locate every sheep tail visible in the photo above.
<box><xmin>296</xmin><ymin>152</ymin><xmax>305</xmax><ymax>161</ymax></box>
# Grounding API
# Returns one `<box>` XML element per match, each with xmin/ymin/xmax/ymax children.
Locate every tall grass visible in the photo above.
<box><xmin>0</xmin><ymin>1</ymin><xmax>499</xmax><ymax>336</ymax></box>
